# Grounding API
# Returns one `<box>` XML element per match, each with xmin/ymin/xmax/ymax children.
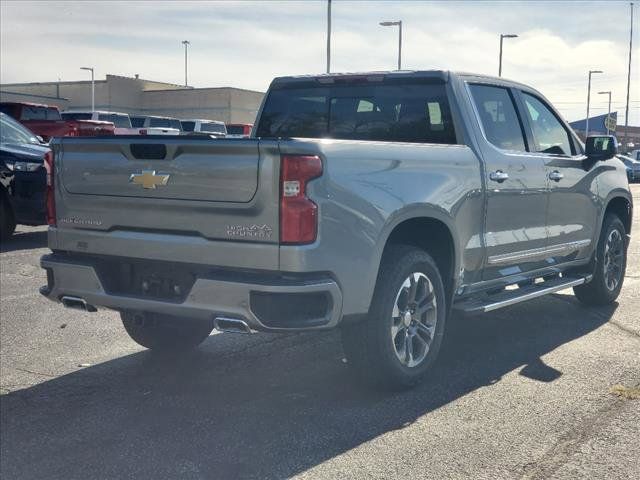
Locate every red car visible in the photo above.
<box><xmin>225</xmin><ymin>123</ymin><xmax>253</xmax><ymax>138</ymax></box>
<box><xmin>0</xmin><ymin>102</ymin><xmax>115</xmax><ymax>142</ymax></box>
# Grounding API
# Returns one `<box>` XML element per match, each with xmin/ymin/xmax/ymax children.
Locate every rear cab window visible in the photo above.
<box><xmin>131</xmin><ymin>117</ymin><xmax>145</xmax><ymax>128</ymax></box>
<box><xmin>201</xmin><ymin>123</ymin><xmax>226</xmax><ymax>133</ymax></box>
<box><xmin>257</xmin><ymin>77</ymin><xmax>458</xmax><ymax>144</ymax></box>
<box><xmin>20</xmin><ymin>106</ymin><xmax>61</xmax><ymax>121</ymax></box>
<box><xmin>62</xmin><ymin>112</ymin><xmax>92</xmax><ymax>121</ymax></box>
<box><xmin>98</xmin><ymin>113</ymin><xmax>132</xmax><ymax>128</ymax></box>
<box><xmin>149</xmin><ymin>117</ymin><xmax>182</xmax><ymax>130</ymax></box>
<box><xmin>181</xmin><ymin>121</ymin><xmax>195</xmax><ymax>132</ymax></box>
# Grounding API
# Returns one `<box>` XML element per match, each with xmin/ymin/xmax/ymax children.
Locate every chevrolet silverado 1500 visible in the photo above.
<box><xmin>40</xmin><ymin>71</ymin><xmax>632</xmax><ymax>389</ymax></box>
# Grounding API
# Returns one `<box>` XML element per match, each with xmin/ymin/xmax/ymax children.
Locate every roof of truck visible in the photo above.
<box><xmin>271</xmin><ymin>70</ymin><xmax>530</xmax><ymax>90</ymax></box>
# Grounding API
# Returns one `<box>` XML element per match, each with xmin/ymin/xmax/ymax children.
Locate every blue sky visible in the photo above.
<box><xmin>1</xmin><ymin>0</ymin><xmax>638</xmax><ymax>124</ymax></box>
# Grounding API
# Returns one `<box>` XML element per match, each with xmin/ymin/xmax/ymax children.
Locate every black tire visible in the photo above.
<box><xmin>121</xmin><ymin>311</ymin><xmax>214</xmax><ymax>351</ymax></box>
<box><xmin>0</xmin><ymin>197</ymin><xmax>16</xmax><ymax>242</ymax></box>
<box><xmin>341</xmin><ymin>245</ymin><xmax>447</xmax><ymax>390</ymax></box>
<box><xmin>573</xmin><ymin>213</ymin><xmax>627</xmax><ymax>306</ymax></box>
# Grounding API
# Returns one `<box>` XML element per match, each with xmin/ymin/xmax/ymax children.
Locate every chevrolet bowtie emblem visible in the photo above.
<box><xmin>129</xmin><ymin>170</ymin><xmax>170</xmax><ymax>189</ymax></box>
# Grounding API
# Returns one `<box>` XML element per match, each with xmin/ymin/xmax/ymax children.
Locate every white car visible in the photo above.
<box><xmin>181</xmin><ymin>119</ymin><xmax>227</xmax><ymax>138</ymax></box>
<box><xmin>61</xmin><ymin>110</ymin><xmax>138</xmax><ymax>135</ymax></box>
<box><xmin>130</xmin><ymin>116</ymin><xmax>182</xmax><ymax>136</ymax></box>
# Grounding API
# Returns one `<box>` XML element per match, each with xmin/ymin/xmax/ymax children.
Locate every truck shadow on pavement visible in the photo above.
<box><xmin>0</xmin><ymin>296</ymin><xmax>616</xmax><ymax>479</ymax></box>
<box><xmin>0</xmin><ymin>229</ymin><xmax>47</xmax><ymax>253</ymax></box>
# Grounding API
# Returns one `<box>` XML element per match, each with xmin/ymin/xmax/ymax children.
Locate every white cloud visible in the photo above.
<box><xmin>1</xmin><ymin>0</ymin><xmax>638</xmax><ymax>123</ymax></box>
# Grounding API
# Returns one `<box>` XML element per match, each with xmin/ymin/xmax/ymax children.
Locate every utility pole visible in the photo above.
<box><xmin>80</xmin><ymin>67</ymin><xmax>94</xmax><ymax>111</ymax></box>
<box><xmin>326</xmin><ymin>0</ymin><xmax>331</xmax><ymax>73</ymax></box>
<box><xmin>598</xmin><ymin>91</ymin><xmax>612</xmax><ymax>134</ymax></box>
<box><xmin>182</xmin><ymin>40</ymin><xmax>190</xmax><ymax>87</ymax></box>
<box><xmin>623</xmin><ymin>2</ymin><xmax>634</xmax><ymax>151</ymax></box>
<box><xmin>586</xmin><ymin>69</ymin><xmax>603</xmax><ymax>138</ymax></box>
<box><xmin>498</xmin><ymin>34</ymin><xmax>518</xmax><ymax>77</ymax></box>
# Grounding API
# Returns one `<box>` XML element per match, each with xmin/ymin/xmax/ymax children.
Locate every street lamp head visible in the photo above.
<box><xmin>380</xmin><ymin>21</ymin><xmax>400</xmax><ymax>26</ymax></box>
<box><xmin>598</xmin><ymin>91</ymin><xmax>611</xmax><ymax>94</ymax></box>
<box><xmin>80</xmin><ymin>67</ymin><xmax>93</xmax><ymax>71</ymax></box>
<box><xmin>501</xmin><ymin>34</ymin><xmax>518</xmax><ymax>38</ymax></box>
<box><xmin>589</xmin><ymin>70</ymin><xmax>603</xmax><ymax>74</ymax></box>
<box><xmin>182</xmin><ymin>40</ymin><xmax>190</xmax><ymax>46</ymax></box>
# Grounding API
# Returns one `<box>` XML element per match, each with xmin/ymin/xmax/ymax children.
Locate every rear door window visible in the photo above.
<box><xmin>469</xmin><ymin>84</ymin><xmax>527</xmax><ymax>152</ymax></box>
<box><xmin>257</xmin><ymin>80</ymin><xmax>457</xmax><ymax>144</ymax></box>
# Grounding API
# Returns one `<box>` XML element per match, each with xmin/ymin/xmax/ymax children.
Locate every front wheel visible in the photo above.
<box><xmin>341</xmin><ymin>245</ymin><xmax>447</xmax><ymax>390</ymax></box>
<box><xmin>574</xmin><ymin>213</ymin><xmax>627</xmax><ymax>306</ymax></box>
<box><xmin>121</xmin><ymin>311</ymin><xmax>214</xmax><ymax>351</ymax></box>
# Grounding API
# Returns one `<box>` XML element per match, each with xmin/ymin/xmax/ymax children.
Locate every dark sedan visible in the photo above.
<box><xmin>1</xmin><ymin>112</ymin><xmax>51</xmax><ymax>240</ymax></box>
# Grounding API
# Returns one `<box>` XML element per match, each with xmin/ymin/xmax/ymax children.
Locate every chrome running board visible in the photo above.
<box><xmin>454</xmin><ymin>274</ymin><xmax>592</xmax><ymax>314</ymax></box>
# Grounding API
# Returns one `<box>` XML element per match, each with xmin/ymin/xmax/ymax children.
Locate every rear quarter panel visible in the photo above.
<box><xmin>278</xmin><ymin>139</ymin><xmax>484</xmax><ymax>316</ymax></box>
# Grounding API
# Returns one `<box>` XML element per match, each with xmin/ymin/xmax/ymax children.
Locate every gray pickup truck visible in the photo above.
<box><xmin>40</xmin><ymin>71</ymin><xmax>632</xmax><ymax>389</ymax></box>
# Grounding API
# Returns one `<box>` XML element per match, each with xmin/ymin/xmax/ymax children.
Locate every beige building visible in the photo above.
<box><xmin>0</xmin><ymin>74</ymin><xmax>264</xmax><ymax>124</ymax></box>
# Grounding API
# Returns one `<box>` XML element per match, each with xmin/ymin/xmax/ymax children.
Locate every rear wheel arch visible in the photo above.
<box><xmin>377</xmin><ymin>215</ymin><xmax>458</xmax><ymax>302</ymax></box>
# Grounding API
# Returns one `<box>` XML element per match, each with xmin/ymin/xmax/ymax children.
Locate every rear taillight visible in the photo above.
<box><xmin>280</xmin><ymin>155</ymin><xmax>322</xmax><ymax>244</ymax></box>
<box><xmin>44</xmin><ymin>151</ymin><xmax>56</xmax><ymax>226</ymax></box>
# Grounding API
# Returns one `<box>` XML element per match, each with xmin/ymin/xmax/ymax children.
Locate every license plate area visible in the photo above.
<box><xmin>95</xmin><ymin>259</ymin><xmax>196</xmax><ymax>303</ymax></box>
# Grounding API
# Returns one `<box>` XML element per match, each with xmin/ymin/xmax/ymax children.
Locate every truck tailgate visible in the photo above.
<box><xmin>52</xmin><ymin>137</ymin><xmax>281</xmax><ymax>266</ymax></box>
<box><xmin>61</xmin><ymin>138</ymin><xmax>260</xmax><ymax>202</ymax></box>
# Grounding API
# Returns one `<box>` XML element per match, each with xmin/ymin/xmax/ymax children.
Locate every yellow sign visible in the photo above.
<box><xmin>604</xmin><ymin>115</ymin><xmax>617</xmax><ymax>132</ymax></box>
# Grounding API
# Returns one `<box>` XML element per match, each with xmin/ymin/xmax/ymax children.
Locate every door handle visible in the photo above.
<box><xmin>549</xmin><ymin>170</ymin><xmax>564</xmax><ymax>182</ymax></box>
<box><xmin>489</xmin><ymin>170</ymin><xmax>509</xmax><ymax>183</ymax></box>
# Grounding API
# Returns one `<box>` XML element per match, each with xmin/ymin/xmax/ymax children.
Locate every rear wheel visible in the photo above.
<box><xmin>0</xmin><ymin>197</ymin><xmax>16</xmax><ymax>242</ymax></box>
<box><xmin>121</xmin><ymin>311</ymin><xmax>214</xmax><ymax>351</ymax></box>
<box><xmin>574</xmin><ymin>213</ymin><xmax>627</xmax><ymax>306</ymax></box>
<box><xmin>341</xmin><ymin>245</ymin><xmax>447</xmax><ymax>390</ymax></box>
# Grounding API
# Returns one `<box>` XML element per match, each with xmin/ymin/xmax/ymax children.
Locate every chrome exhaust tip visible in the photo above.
<box><xmin>214</xmin><ymin>316</ymin><xmax>253</xmax><ymax>334</ymax></box>
<box><xmin>60</xmin><ymin>296</ymin><xmax>97</xmax><ymax>312</ymax></box>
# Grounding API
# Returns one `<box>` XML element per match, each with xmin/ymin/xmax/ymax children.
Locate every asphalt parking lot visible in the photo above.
<box><xmin>1</xmin><ymin>185</ymin><xmax>638</xmax><ymax>480</ymax></box>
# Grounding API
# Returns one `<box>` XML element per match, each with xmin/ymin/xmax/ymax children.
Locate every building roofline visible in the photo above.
<box><xmin>0</xmin><ymin>90</ymin><xmax>70</xmax><ymax>102</ymax></box>
<box><xmin>142</xmin><ymin>86</ymin><xmax>264</xmax><ymax>94</ymax></box>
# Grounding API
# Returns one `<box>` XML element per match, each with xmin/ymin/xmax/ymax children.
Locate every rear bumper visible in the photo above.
<box><xmin>40</xmin><ymin>253</ymin><xmax>343</xmax><ymax>332</ymax></box>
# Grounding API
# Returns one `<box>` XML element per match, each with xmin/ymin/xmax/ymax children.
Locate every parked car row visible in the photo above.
<box><xmin>1</xmin><ymin>101</ymin><xmax>253</xmax><ymax>142</ymax></box>
<box><xmin>0</xmin><ymin>102</ymin><xmax>115</xmax><ymax>141</ymax></box>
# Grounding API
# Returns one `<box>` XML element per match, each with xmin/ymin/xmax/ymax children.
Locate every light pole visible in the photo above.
<box><xmin>379</xmin><ymin>20</ymin><xmax>402</xmax><ymax>70</ymax></box>
<box><xmin>598</xmin><ymin>91</ymin><xmax>612</xmax><ymax>134</ymax></box>
<box><xmin>80</xmin><ymin>67</ymin><xmax>94</xmax><ymax>112</ymax></box>
<box><xmin>182</xmin><ymin>40</ymin><xmax>190</xmax><ymax>87</ymax></box>
<box><xmin>326</xmin><ymin>0</ymin><xmax>331</xmax><ymax>73</ymax></box>
<box><xmin>586</xmin><ymin>69</ymin><xmax>603</xmax><ymax>138</ymax></box>
<box><xmin>498</xmin><ymin>34</ymin><xmax>518</xmax><ymax>77</ymax></box>
<box><xmin>623</xmin><ymin>2</ymin><xmax>634</xmax><ymax>151</ymax></box>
